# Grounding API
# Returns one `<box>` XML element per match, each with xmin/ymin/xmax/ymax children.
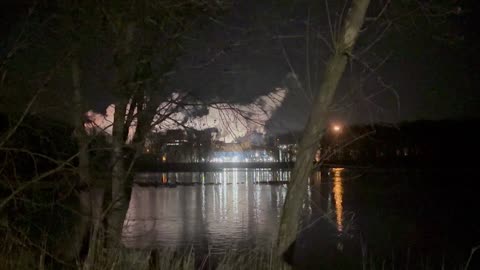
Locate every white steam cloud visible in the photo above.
<box><xmin>85</xmin><ymin>88</ymin><xmax>287</xmax><ymax>143</ymax></box>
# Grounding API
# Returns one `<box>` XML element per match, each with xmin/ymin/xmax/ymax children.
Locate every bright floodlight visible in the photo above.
<box><xmin>333</xmin><ymin>125</ymin><xmax>341</xmax><ymax>132</ymax></box>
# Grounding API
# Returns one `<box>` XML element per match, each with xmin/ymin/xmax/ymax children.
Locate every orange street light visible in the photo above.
<box><xmin>333</xmin><ymin>124</ymin><xmax>342</xmax><ymax>133</ymax></box>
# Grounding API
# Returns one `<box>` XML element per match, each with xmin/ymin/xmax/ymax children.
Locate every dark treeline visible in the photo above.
<box><xmin>0</xmin><ymin>113</ymin><xmax>113</xmax><ymax>264</ymax></box>
<box><xmin>0</xmin><ymin>113</ymin><xmax>75</xmax><ymax>176</ymax></box>
<box><xmin>318</xmin><ymin>119</ymin><xmax>480</xmax><ymax>167</ymax></box>
<box><xmin>0</xmin><ymin>112</ymin><xmax>112</xmax><ymax>181</ymax></box>
<box><xmin>0</xmin><ymin>112</ymin><xmax>80</xmax><ymax>263</ymax></box>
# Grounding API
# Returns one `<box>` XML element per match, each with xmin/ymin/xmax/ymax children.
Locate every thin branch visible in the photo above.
<box><xmin>365</xmin><ymin>0</ymin><xmax>391</xmax><ymax>22</ymax></box>
<box><xmin>357</xmin><ymin>21</ymin><xmax>392</xmax><ymax>56</ymax></box>
<box><xmin>0</xmin><ymin>147</ymin><xmax>76</xmax><ymax>169</ymax></box>
<box><xmin>305</xmin><ymin>7</ymin><xmax>313</xmax><ymax>99</ymax></box>
<box><xmin>0</xmin><ymin>152</ymin><xmax>79</xmax><ymax>211</ymax></box>
<box><xmin>324</xmin><ymin>0</ymin><xmax>336</xmax><ymax>46</ymax></box>
<box><xmin>278</xmin><ymin>33</ymin><xmax>311</xmax><ymax>104</ymax></box>
<box><xmin>0</xmin><ymin>51</ymin><xmax>69</xmax><ymax>148</ymax></box>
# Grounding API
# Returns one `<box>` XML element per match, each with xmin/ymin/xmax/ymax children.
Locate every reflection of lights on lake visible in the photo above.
<box><xmin>233</xmin><ymin>169</ymin><xmax>239</xmax><ymax>215</ymax></box>
<box><xmin>124</xmin><ymin>169</ymin><xmax>289</xmax><ymax>248</ymax></box>
<box><xmin>162</xmin><ymin>173</ymin><xmax>168</xmax><ymax>184</ymax></box>
<box><xmin>332</xmin><ymin>168</ymin><xmax>344</xmax><ymax>232</ymax></box>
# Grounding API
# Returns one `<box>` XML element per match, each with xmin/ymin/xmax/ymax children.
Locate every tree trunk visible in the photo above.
<box><xmin>106</xmin><ymin>22</ymin><xmax>136</xmax><ymax>248</ymax></box>
<box><xmin>83</xmin><ymin>188</ymin><xmax>105</xmax><ymax>270</ymax></box>
<box><xmin>108</xmin><ymin>99</ymin><xmax>128</xmax><ymax>248</ymax></box>
<box><xmin>72</xmin><ymin>54</ymin><xmax>90</xmax><ymax>187</ymax></box>
<box><xmin>70</xmin><ymin>53</ymin><xmax>94</xmax><ymax>263</ymax></box>
<box><xmin>277</xmin><ymin>0</ymin><xmax>371</xmax><ymax>263</ymax></box>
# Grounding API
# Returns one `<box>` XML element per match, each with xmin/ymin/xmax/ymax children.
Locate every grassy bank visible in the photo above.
<box><xmin>1</xmin><ymin>229</ymin><xmax>478</xmax><ymax>270</ymax></box>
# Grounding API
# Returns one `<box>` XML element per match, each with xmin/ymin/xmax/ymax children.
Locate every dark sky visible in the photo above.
<box><xmin>168</xmin><ymin>0</ymin><xmax>480</xmax><ymax>133</ymax></box>
<box><xmin>2</xmin><ymin>0</ymin><xmax>480</xmax><ymax>134</ymax></box>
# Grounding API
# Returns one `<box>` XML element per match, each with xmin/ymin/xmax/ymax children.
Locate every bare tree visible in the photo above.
<box><xmin>276</xmin><ymin>0</ymin><xmax>371</xmax><ymax>265</ymax></box>
<box><xmin>83</xmin><ymin>0</ymin><xmax>227</xmax><ymax>250</ymax></box>
<box><xmin>2</xmin><ymin>1</ymin><xmax>227</xmax><ymax>266</ymax></box>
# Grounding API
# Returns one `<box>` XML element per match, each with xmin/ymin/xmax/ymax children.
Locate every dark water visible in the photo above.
<box><xmin>122</xmin><ymin>168</ymin><xmax>480</xmax><ymax>268</ymax></box>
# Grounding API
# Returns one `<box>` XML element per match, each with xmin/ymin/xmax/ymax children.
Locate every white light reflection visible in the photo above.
<box><xmin>202</xmin><ymin>177</ymin><xmax>206</xmax><ymax>221</ymax></box>
<box><xmin>306</xmin><ymin>182</ymin><xmax>312</xmax><ymax>216</ymax></box>
<box><xmin>233</xmin><ymin>168</ymin><xmax>239</xmax><ymax>217</ymax></box>
<box><xmin>222</xmin><ymin>170</ymin><xmax>227</xmax><ymax>218</ymax></box>
<box><xmin>123</xmin><ymin>169</ymin><xmax>288</xmax><ymax>249</ymax></box>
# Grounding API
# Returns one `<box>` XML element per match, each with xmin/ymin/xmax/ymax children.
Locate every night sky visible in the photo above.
<box><xmin>167</xmin><ymin>0</ymin><xmax>480</xmax><ymax>133</ymax></box>
<box><xmin>2</xmin><ymin>0</ymin><xmax>479</xmax><ymax>134</ymax></box>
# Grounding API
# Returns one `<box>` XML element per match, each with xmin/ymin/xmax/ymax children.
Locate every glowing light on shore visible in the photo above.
<box><xmin>333</xmin><ymin>124</ymin><xmax>342</xmax><ymax>133</ymax></box>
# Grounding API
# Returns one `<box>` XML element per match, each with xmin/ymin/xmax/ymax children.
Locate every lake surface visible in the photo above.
<box><xmin>123</xmin><ymin>169</ymin><xmax>290</xmax><ymax>250</ymax></box>
<box><xmin>122</xmin><ymin>168</ymin><xmax>480</xmax><ymax>268</ymax></box>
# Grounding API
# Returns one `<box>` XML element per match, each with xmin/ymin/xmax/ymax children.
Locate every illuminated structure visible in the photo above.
<box><xmin>210</xmin><ymin>147</ymin><xmax>276</xmax><ymax>163</ymax></box>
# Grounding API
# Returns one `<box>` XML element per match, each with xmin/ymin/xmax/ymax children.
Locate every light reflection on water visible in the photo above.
<box><xmin>122</xmin><ymin>168</ymin><xmax>344</xmax><ymax>249</ymax></box>
<box><xmin>332</xmin><ymin>168</ymin><xmax>344</xmax><ymax>232</ymax></box>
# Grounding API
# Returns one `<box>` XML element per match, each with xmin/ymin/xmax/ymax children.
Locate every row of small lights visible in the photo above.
<box><xmin>156</xmin><ymin>123</ymin><xmax>342</xmax><ymax>161</ymax></box>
